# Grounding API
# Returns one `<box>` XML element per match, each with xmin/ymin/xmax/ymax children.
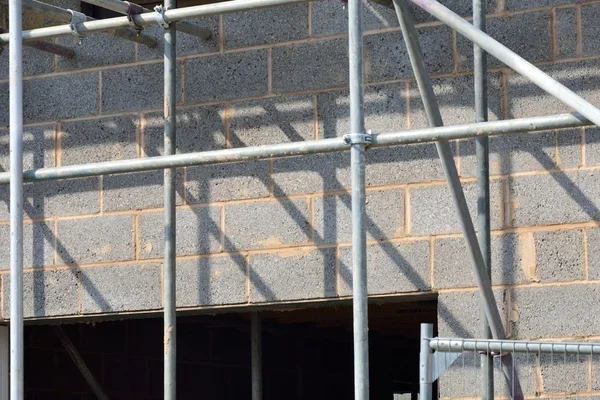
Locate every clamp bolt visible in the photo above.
<box><xmin>343</xmin><ymin>130</ymin><xmax>373</xmax><ymax>145</ymax></box>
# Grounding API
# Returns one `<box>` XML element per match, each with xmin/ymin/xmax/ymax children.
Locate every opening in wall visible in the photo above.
<box><xmin>24</xmin><ymin>298</ymin><xmax>437</xmax><ymax>399</ymax></box>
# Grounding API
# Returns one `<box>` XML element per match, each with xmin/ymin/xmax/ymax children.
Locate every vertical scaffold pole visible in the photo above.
<box><xmin>251</xmin><ymin>312</ymin><xmax>263</xmax><ymax>400</ymax></box>
<box><xmin>163</xmin><ymin>0</ymin><xmax>177</xmax><ymax>398</ymax></box>
<box><xmin>9</xmin><ymin>0</ymin><xmax>24</xmax><ymax>395</ymax></box>
<box><xmin>348</xmin><ymin>0</ymin><xmax>370</xmax><ymax>398</ymax></box>
<box><xmin>0</xmin><ymin>325</ymin><xmax>8</xmax><ymax>400</ymax></box>
<box><xmin>473</xmin><ymin>0</ymin><xmax>494</xmax><ymax>398</ymax></box>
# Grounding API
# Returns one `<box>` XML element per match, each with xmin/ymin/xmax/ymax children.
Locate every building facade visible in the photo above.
<box><xmin>0</xmin><ymin>0</ymin><xmax>598</xmax><ymax>398</ymax></box>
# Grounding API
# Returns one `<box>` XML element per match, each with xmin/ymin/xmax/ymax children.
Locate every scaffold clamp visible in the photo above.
<box><xmin>125</xmin><ymin>1</ymin><xmax>145</xmax><ymax>36</ymax></box>
<box><xmin>344</xmin><ymin>130</ymin><xmax>373</xmax><ymax>145</ymax></box>
<box><xmin>68</xmin><ymin>9</ymin><xmax>87</xmax><ymax>45</ymax></box>
<box><xmin>154</xmin><ymin>5</ymin><xmax>170</xmax><ymax>28</ymax></box>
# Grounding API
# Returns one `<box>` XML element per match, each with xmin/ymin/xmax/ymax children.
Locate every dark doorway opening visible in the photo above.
<box><xmin>24</xmin><ymin>298</ymin><xmax>437</xmax><ymax>400</ymax></box>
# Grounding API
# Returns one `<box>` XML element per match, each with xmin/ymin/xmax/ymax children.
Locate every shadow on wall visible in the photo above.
<box><xmin>0</xmin><ymin>1</ymin><xmax>598</xmax><ymax>331</ymax></box>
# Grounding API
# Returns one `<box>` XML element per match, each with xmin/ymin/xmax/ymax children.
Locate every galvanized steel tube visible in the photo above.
<box><xmin>251</xmin><ymin>312</ymin><xmax>263</xmax><ymax>400</ymax></box>
<box><xmin>0</xmin><ymin>0</ymin><xmax>157</xmax><ymax>47</ymax></box>
<box><xmin>420</xmin><ymin>324</ymin><xmax>434</xmax><ymax>400</ymax></box>
<box><xmin>9</xmin><ymin>0</ymin><xmax>24</xmax><ymax>396</ymax></box>
<box><xmin>348</xmin><ymin>0</ymin><xmax>369</xmax><ymax>397</ymax></box>
<box><xmin>409</xmin><ymin>0</ymin><xmax>600</xmax><ymax>127</ymax></box>
<box><xmin>0</xmin><ymin>26</ymin><xmax>75</xmax><ymax>58</ymax></box>
<box><xmin>0</xmin><ymin>112</ymin><xmax>591</xmax><ymax>185</ymax></box>
<box><xmin>0</xmin><ymin>0</ymin><xmax>308</xmax><ymax>44</ymax></box>
<box><xmin>394</xmin><ymin>0</ymin><xmax>504</xmax><ymax>339</ymax></box>
<box><xmin>81</xmin><ymin>0</ymin><xmax>211</xmax><ymax>39</ymax></box>
<box><xmin>54</xmin><ymin>327</ymin><xmax>110</xmax><ymax>400</ymax></box>
<box><xmin>163</xmin><ymin>1</ymin><xmax>177</xmax><ymax>399</ymax></box>
<box><xmin>430</xmin><ymin>338</ymin><xmax>600</xmax><ymax>355</ymax></box>
<box><xmin>394</xmin><ymin>1</ymin><xmax>522</xmax><ymax>398</ymax></box>
<box><xmin>473</xmin><ymin>0</ymin><xmax>493</xmax><ymax>398</ymax></box>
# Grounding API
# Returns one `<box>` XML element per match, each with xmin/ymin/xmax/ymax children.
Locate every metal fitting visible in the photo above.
<box><xmin>343</xmin><ymin>130</ymin><xmax>373</xmax><ymax>145</ymax></box>
<box><xmin>68</xmin><ymin>9</ymin><xmax>87</xmax><ymax>45</ymax></box>
<box><xmin>125</xmin><ymin>1</ymin><xmax>145</xmax><ymax>36</ymax></box>
<box><xmin>154</xmin><ymin>5</ymin><xmax>170</xmax><ymax>28</ymax></box>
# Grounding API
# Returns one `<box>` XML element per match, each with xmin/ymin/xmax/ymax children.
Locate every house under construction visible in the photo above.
<box><xmin>0</xmin><ymin>0</ymin><xmax>598</xmax><ymax>398</ymax></box>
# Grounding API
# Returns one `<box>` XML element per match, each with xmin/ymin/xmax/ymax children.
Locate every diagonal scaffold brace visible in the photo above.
<box><xmin>392</xmin><ymin>0</ymin><xmax>524</xmax><ymax>398</ymax></box>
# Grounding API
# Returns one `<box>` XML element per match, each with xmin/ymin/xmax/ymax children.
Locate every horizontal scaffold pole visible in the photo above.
<box><xmin>0</xmin><ymin>0</ymin><xmax>309</xmax><ymax>44</ymax></box>
<box><xmin>0</xmin><ymin>26</ymin><xmax>75</xmax><ymax>58</ymax></box>
<box><xmin>81</xmin><ymin>0</ymin><xmax>212</xmax><ymax>39</ymax></box>
<box><xmin>0</xmin><ymin>0</ymin><xmax>157</xmax><ymax>47</ymax></box>
<box><xmin>0</xmin><ymin>112</ymin><xmax>590</xmax><ymax>184</ymax></box>
<box><xmin>430</xmin><ymin>337</ymin><xmax>600</xmax><ymax>356</ymax></box>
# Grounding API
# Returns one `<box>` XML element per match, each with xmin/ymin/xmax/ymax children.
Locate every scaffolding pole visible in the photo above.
<box><xmin>81</xmin><ymin>0</ymin><xmax>212</xmax><ymax>39</ymax></box>
<box><xmin>473</xmin><ymin>0</ymin><xmax>493</xmax><ymax>398</ymax></box>
<box><xmin>8</xmin><ymin>0</ymin><xmax>24</xmax><ymax>399</ymax></box>
<box><xmin>163</xmin><ymin>0</ymin><xmax>177</xmax><ymax>398</ymax></box>
<box><xmin>420</xmin><ymin>324</ymin><xmax>434</xmax><ymax>400</ymax></box>
<box><xmin>0</xmin><ymin>0</ymin><xmax>308</xmax><ymax>44</ymax></box>
<box><xmin>393</xmin><ymin>1</ymin><xmax>522</xmax><ymax>398</ymax></box>
<box><xmin>348</xmin><ymin>0</ymin><xmax>370</xmax><ymax>397</ymax></box>
<box><xmin>54</xmin><ymin>327</ymin><xmax>110</xmax><ymax>400</ymax></box>
<box><xmin>0</xmin><ymin>0</ymin><xmax>157</xmax><ymax>47</ymax></box>
<box><xmin>0</xmin><ymin>112</ymin><xmax>590</xmax><ymax>185</ymax></box>
<box><xmin>0</xmin><ymin>27</ymin><xmax>75</xmax><ymax>58</ymax></box>
<box><xmin>430</xmin><ymin>337</ymin><xmax>600</xmax><ymax>355</ymax></box>
<box><xmin>0</xmin><ymin>326</ymin><xmax>7</xmax><ymax>400</ymax></box>
<box><xmin>408</xmin><ymin>0</ymin><xmax>600</xmax><ymax>126</ymax></box>
<box><xmin>251</xmin><ymin>312</ymin><xmax>263</xmax><ymax>400</ymax></box>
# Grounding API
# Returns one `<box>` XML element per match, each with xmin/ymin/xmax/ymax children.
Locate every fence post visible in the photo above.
<box><xmin>420</xmin><ymin>323</ymin><xmax>434</xmax><ymax>400</ymax></box>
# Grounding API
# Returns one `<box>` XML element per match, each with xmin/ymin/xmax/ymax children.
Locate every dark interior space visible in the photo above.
<box><xmin>24</xmin><ymin>299</ymin><xmax>437</xmax><ymax>400</ymax></box>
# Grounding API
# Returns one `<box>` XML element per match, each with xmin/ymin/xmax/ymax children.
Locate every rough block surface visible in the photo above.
<box><xmin>102</xmin><ymin>63</ymin><xmax>178</xmax><ymax>113</ymax></box>
<box><xmin>56</xmin><ymin>215</ymin><xmax>135</xmax><ymax>265</ymax></box>
<box><xmin>185</xmin><ymin>51</ymin><xmax>268</xmax><ymax>103</ymax></box>
<box><xmin>313</xmin><ymin>188</ymin><xmax>404</xmax><ymax>244</ymax></box>
<box><xmin>60</xmin><ymin>116</ymin><xmax>138</xmax><ymax>166</ymax></box>
<box><xmin>509</xmin><ymin>284</ymin><xmax>600</xmax><ymax>338</ymax></box>
<box><xmin>0</xmin><ymin>178</ymin><xmax>100</xmax><ymax>221</ymax></box>
<box><xmin>3</xmin><ymin>269</ymin><xmax>79</xmax><ymax>319</ymax></box>
<box><xmin>272</xmin><ymin>39</ymin><xmax>349</xmax><ymax>93</ymax></box>
<box><xmin>223</xmin><ymin>4</ymin><xmax>308</xmax><ymax>48</ymax></box>
<box><xmin>0</xmin><ymin>222</ymin><xmax>55</xmax><ymax>269</ymax></box>
<box><xmin>508</xmin><ymin>170</ymin><xmax>600</xmax><ymax>227</ymax></box>
<box><xmin>0</xmin><ymin>125</ymin><xmax>55</xmax><ymax>171</ymax></box>
<box><xmin>186</xmin><ymin>161</ymin><xmax>271</xmax><ymax>204</ymax></box>
<box><xmin>456</xmin><ymin>12</ymin><xmax>551</xmax><ymax>70</ymax></box>
<box><xmin>224</xmin><ymin>198</ymin><xmax>311</xmax><ymax>251</ymax></box>
<box><xmin>229</xmin><ymin>95</ymin><xmax>315</xmax><ymax>147</ymax></box>
<box><xmin>138</xmin><ymin>206</ymin><xmax>222</xmax><ymax>259</ymax></box>
<box><xmin>80</xmin><ymin>263</ymin><xmax>161</xmax><ymax>313</ymax></box>
<box><xmin>176</xmin><ymin>255</ymin><xmax>247</xmax><ymax>307</ymax></box>
<box><xmin>534</xmin><ymin>229</ymin><xmax>584</xmax><ymax>282</ymax></box>
<box><xmin>338</xmin><ymin>240</ymin><xmax>430</xmax><ymax>295</ymax></box>
<box><xmin>364</xmin><ymin>26</ymin><xmax>453</xmax><ymax>83</ymax></box>
<box><xmin>102</xmin><ymin>170</ymin><xmax>184</xmax><ymax>212</ymax></box>
<box><xmin>249</xmin><ymin>248</ymin><xmax>336</xmax><ymax>302</ymax></box>
<box><xmin>23</xmin><ymin>73</ymin><xmax>99</xmax><ymax>124</ymax></box>
<box><xmin>434</xmin><ymin>233</ymin><xmax>528</xmax><ymax>289</ymax></box>
<box><xmin>556</xmin><ymin>7</ymin><xmax>578</xmax><ymax>59</ymax></box>
<box><xmin>143</xmin><ymin>106</ymin><xmax>226</xmax><ymax>156</ymax></box>
<box><xmin>410</xmin><ymin>180</ymin><xmax>504</xmax><ymax>235</ymax></box>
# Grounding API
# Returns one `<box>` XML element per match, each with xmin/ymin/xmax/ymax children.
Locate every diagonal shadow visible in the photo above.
<box><xmin>0</xmin><ymin>174</ymin><xmax>112</xmax><ymax>316</ymax></box>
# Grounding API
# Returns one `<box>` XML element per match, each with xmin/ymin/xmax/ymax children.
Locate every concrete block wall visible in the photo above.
<box><xmin>1</xmin><ymin>0</ymin><xmax>600</xmax><ymax>396</ymax></box>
